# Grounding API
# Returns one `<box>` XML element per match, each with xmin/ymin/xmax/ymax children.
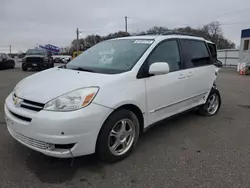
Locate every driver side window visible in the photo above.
<box><xmin>148</xmin><ymin>40</ymin><xmax>181</xmax><ymax>72</ymax></box>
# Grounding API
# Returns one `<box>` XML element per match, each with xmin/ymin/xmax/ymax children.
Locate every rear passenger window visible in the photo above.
<box><xmin>148</xmin><ymin>40</ymin><xmax>181</xmax><ymax>72</ymax></box>
<box><xmin>207</xmin><ymin>43</ymin><xmax>217</xmax><ymax>60</ymax></box>
<box><xmin>181</xmin><ymin>40</ymin><xmax>211</xmax><ymax>68</ymax></box>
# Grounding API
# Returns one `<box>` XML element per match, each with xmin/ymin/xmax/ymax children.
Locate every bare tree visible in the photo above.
<box><xmin>66</xmin><ymin>21</ymin><xmax>235</xmax><ymax>51</ymax></box>
<box><xmin>202</xmin><ymin>21</ymin><xmax>223</xmax><ymax>43</ymax></box>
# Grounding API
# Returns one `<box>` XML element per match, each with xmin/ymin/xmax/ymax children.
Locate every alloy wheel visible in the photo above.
<box><xmin>108</xmin><ymin>119</ymin><xmax>136</xmax><ymax>156</ymax></box>
<box><xmin>207</xmin><ymin>94</ymin><xmax>219</xmax><ymax>115</ymax></box>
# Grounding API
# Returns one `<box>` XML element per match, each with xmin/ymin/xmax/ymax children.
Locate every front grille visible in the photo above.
<box><xmin>13</xmin><ymin>93</ymin><xmax>45</xmax><ymax>112</ymax></box>
<box><xmin>26</xmin><ymin>57</ymin><xmax>43</xmax><ymax>63</ymax></box>
<box><xmin>20</xmin><ymin>99</ymin><xmax>45</xmax><ymax>112</ymax></box>
<box><xmin>9</xmin><ymin>110</ymin><xmax>32</xmax><ymax>122</ymax></box>
<box><xmin>10</xmin><ymin>129</ymin><xmax>54</xmax><ymax>150</ymax></box>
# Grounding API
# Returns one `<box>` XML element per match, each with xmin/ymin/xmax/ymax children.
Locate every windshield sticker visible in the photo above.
<box><xmin>134</xmin><ymin>40</ymin><xmax>154</xmax><ymax>44</ymax></box>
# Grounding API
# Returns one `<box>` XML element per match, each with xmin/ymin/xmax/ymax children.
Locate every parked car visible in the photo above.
<box><xmin>0</xmin><ymin>53</ymin><xmax>15</xmax><ymax>70</ymax></box>
<box><xmin>5</xmin><ymin>34</ymin><xmax>221</xmax><ymax>163</ymax></box>
<box><xmin>60</xmin><ymin>56</ymin><xmax>71</xmax><ymax>63</ymax></box>
<box><xmin>52</xmin><ymin>55</ymin><xmax>71</xmax><ymax>64</ymax></box>
<box><xmin>22</xmin><ymin>49</ymin><xmax>54</xmax><ymax>71</ymax></box>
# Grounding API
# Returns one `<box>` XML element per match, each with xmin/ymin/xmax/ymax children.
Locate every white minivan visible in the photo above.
<box><xmin>4</xmin><ymin>34</ymin><xmax>221</xmax><ymax>163</ymax></box>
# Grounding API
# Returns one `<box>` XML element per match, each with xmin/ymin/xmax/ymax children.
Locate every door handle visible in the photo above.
<box><xmin>178</xmin><ymin>74</ymin><xmax>186</xmax><ymax>79</ymax></box>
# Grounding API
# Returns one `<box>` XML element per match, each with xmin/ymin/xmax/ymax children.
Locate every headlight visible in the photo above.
<box><xmin>44</xmin><ymin>87</ymin><xmax>99</xmax><ymax>111</ymax></box>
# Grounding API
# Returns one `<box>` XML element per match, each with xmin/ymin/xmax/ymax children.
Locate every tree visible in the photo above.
<box><xmin>60</xmin><ymin>46</ymin><xmax>70</xmax><ymax>55</ymax></box>
<box><xmin>175</xmin><ymin>22</ymin><xmax>235</xmax><ymax>49</ymax></box>
<box><xmin>202</xmin><ymin>21</ymin><xmax>222</xmax><ymax>43</ymax></box>
<box><xmin>67</xmin><ymin>21</ymin><xmax>235</xmax><ymax>51</ymax></box>
<box><xmin>102</xmin><ymin>31</ymin><xmax>130</xmax><ymax>40</ymax></box>
<box><xmin>146</xmin><ymin>26</ymin><xmax>169</xmax><ymax>35</ymax></box>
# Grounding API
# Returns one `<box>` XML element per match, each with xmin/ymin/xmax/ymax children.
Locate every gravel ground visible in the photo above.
<box><xmin>0</xmin><ymin>67</ymin><xmax>250</xmax><ymax>188</ymax></box>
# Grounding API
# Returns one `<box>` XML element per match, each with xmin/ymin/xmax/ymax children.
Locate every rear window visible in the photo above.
<box><xmin>207</xmin><ymin>43</ymin><xmax>217</xmax><ymax>60</ymax></box>
<box><xmin>181</xmin><ymin>39</ymin><xmax>211</xmax><ymax>68</ymax></box>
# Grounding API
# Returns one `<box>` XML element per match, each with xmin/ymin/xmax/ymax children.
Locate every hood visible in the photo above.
<box><xmin>25</xmin><ymin>55</ymin><xmax>45</xmax><ymax>58</ymax></box>
<box><xmin>14</xmin><ymin>68</ymin><xmax>117</xmax><ymax>103</ymax></box>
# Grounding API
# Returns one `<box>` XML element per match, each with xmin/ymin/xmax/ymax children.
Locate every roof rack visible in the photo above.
<box><xmin>161</xmin><ymin>31</ymin><xmax>195</xmax><ymax>36</ymax></box>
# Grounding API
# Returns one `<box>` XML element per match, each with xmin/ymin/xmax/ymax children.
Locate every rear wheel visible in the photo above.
<box><xmin>96</xmin><ymin>109</ymin><xmax>140</xmax><ymax>163</ymax></box>
<box><xmin>198</xmin><ymin>87</ymin><xmax>221</xmax><ymax>116</ymax></box>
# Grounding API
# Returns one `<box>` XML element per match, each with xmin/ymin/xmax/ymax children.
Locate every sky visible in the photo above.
<box><xmin>1</xmin><ymin>0</ymin><xmax>250</xmax><ymax>53</ymax></box>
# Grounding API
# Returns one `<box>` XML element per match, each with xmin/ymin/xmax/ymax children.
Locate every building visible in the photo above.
<box><xmin>239</xmin><ymin>29</ymin><xmax>250</xmax><ymax>62</ymax></box>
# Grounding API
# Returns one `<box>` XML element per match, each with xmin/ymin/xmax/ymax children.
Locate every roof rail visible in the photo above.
<box><xmin>162</xmin><ymin>31</ymin><xmax>195</xmax><ymax>36</ymax></box>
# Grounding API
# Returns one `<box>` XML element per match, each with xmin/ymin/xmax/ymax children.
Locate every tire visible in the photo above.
<box><xmin>22</xmin><ymin>64</ymin><xmax>27</xmax><ymax>71</ymax></box>
<box><xmin>197</xmin><ymin>87</ymin><xmax>221</xmax><ymax>116</ymax></box>
<box><xmin>96</xmin><ymin>109</ymin><xmax>140</xmax><ymax>163</ymax></box>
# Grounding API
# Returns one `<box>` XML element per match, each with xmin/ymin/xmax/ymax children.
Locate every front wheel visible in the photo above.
<box><xmin>22</xmin><ymin>64</ymin><xmax>27</xmax><ymax>71</ymax></box>
<box><xmin>198</xmin><ymin>87</ymin><xmax>221</xmax><ymax>116</ymax></box>
<box><xmin>96</xmin><ymin>109</ymin><xmax>140</xmax><ymax>163</ymax></box>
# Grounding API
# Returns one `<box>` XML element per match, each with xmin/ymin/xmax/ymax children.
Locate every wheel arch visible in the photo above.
<box><xmin>115</xmin><ymin>104</ymin><xmax>144</xmax><ymax>134</ymax></box>
<box><xmin>95</xmin><ymin>103</ymin><xmax>145</xmax><ymax>152</ymax></box>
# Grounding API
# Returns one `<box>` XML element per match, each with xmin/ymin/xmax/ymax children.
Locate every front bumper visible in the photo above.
<box><xmin>22</xmin><ymin>62</ymin><xmax>49</xmax><ymax>68</ymax></box>
<box><xmin>4</xmin><ymin>94</ymin><xmax>112</xmax><ymax>158</ymax></box>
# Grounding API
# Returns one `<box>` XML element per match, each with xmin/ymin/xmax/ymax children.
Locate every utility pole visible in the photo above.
<box><xmin>9</xmin><ymin>45</ymin><xmax>12</xmax><ymax>55</ymax></box>
<box><xmin>125</xmin><ymin>16</ymin><xmax>128</xmax><ymax>33</ymax></box>
<box><xmin>76</xmin><ymin>28</ymin><xmax>79</xmax><ymax>54</ymax></box>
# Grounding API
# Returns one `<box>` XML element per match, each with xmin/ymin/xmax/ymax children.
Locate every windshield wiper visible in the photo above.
<box><xmin>71</xmin><ymin>67</ymin><xmax>95</xmax><ymax>73</ymax></box>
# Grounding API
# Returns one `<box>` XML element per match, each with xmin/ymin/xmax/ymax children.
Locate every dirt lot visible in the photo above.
<box><xmin>0</xmin><ymin>68</ymin><xmax>250</xmax><ymax>188</ymax></box>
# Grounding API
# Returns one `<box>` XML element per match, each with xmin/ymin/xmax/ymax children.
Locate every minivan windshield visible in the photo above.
<box><xmin>66</xmin><ymin>39</ymin><xmax>154</xmax><ymax>74</ymax></box>
<box><xmin>26</xmin><ymin>49</ymin><xmax>47</xmax><ymax>55</ymax></box>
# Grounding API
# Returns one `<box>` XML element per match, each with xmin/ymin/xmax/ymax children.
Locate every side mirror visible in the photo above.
<box><xmin>149</xmin><ymin>62</ymin><xmax>170</xmax><ymax>75</ymax></box>
<box><xmin>214</xmin><ymin>60</ymin><xmax>223</xmax><ymax>68</ymax></box>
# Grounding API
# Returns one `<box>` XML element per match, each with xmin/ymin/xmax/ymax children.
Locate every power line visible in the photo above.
<box><xmin>127</xmin><ymin>16</ymin><xmax>191</xmax><ymax>27</ymax></box>
<box><xmin>128</xmin><ymin>16</ymin><xmax>250</xmax><ymax>28</ymax></box>
<box><xmin>215</xmin><ymin>8</ymin><xmax>250</xmax><ymax>19</ymax></box>
<box><xmin>221</xmin><ymin>21</ymin><xmax>250</xmax><ymax>26</ymax></box>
